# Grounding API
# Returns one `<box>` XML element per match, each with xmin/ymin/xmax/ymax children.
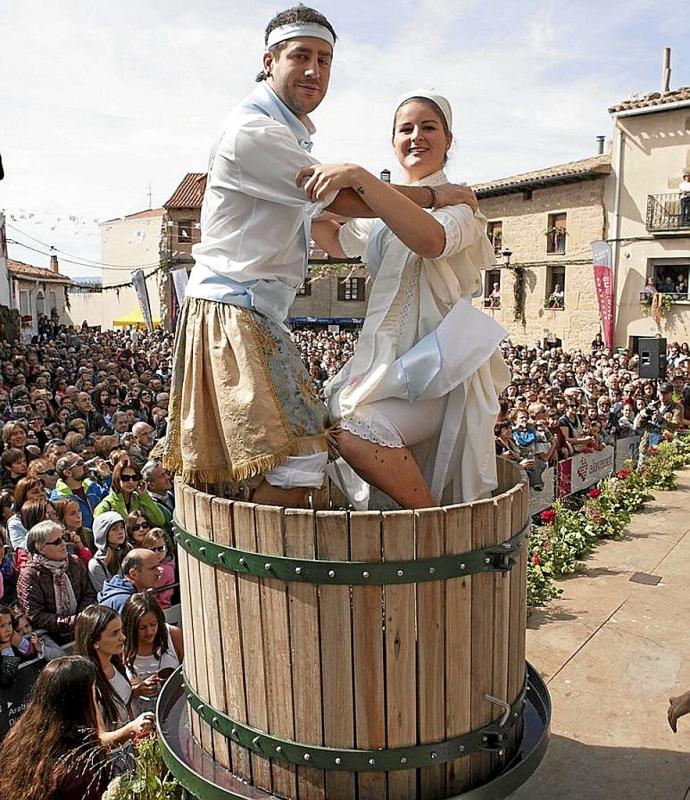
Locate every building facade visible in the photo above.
<box><xmin>606</xmin><ymin>87</ymin><xmax>690</xmax><ymax>349</ymax></box>
<box><xmin>472</xmin><ymin>154</ymin><xmax>611</xmax><ymax>350</ymax></box>
<box><xmin>8</xmin><ymin>256</ymin><xmax>72</xmax><ymax>337</ymax></box>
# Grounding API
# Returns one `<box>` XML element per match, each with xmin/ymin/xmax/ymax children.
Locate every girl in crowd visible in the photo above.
<box><xmin>141</xmin><ymin>528</ymin><xmax>176</xmax><ymax>609</ymax></box>
<box><xmin>94</xmin><ymin>458</ymin><xmax>165</xmax><ymax>528</ymax></box>
<box><xmin>309</xmin><ymin>90</ymin><xmax>509</xmax><ymax>507</ymax></box>
<box><xmin>7</xmin><ymin>476</ymin><xmax>46</xmax><ymax>551</ymax></box>
<box><xmin>125</xmin><ymin>510</ymin><xmax>150</xmax><ymax>548</ymax></box>
<box><xmin>121</xmin><ymin>593</ymin><xmax>183</xmax><ymax>715</ymax></box>
<box><xmin>53</xmin><ymin>498</ymin><xmax>94</xmax><ymax>565</ymax></box>
<box><xmin>74</xmin><ymin>605</ymin><xmax>156</xmax><ymax>767</ymax></box>
<box><xmin>88</xmin><ymin>512</ymin><xmax>129</xmax><ymax>593</ymax></box>
<box><xmin>0</xmin><ymin>656</ymin><xmax>114</xmax><ymax>799</ymax></box>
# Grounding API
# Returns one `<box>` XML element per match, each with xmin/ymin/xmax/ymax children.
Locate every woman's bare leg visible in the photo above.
<box><xmin>335</xmin><ymin>429</ymin><xmax>435</xmax><ymax>509</ymax></box>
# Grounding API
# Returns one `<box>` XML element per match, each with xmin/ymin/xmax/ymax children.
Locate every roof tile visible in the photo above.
<box><xmin>608</xmin><ymin>86</ymin><xmax>690</xmax><ymax>114</ymax></box>
<box><xmin>8</xmin><ymin>259</ymin><xmax>72</xmax><ymax>284</ymax></box>
<box><xmin>164</xmin><ymin>173</ymin><xmax>206</xmax><ymax>209</ymax></box>
<box><xmin>472</xmin><ymin>154</ymin><xmax>611</xmax><ymax>198</ymax></box>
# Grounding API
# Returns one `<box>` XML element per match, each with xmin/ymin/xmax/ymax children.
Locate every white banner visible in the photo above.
<box><xmin>131</xmin><ymin>269</ymin><xmax>154</xmax><ymax>332</ymax></box>
<box><xmin>171</xmin><ymin>268</ymin><xmax>189</xmax><ymax>306</ymax></box>
<box><xmin>558</xmin><ymin>445</ymin><xmax>615</xmax><ymax>497</ymax></box>
<box><xmin>614</xmin><ymin>435</ymin><xmax>641</xmax><ymax>470</ymax></box>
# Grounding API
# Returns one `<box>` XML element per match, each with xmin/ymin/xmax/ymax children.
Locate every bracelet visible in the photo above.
<box><xmin>422</xmin><ymin>185</ymin><xmax>437</xmax><ymax>210</ymax></box>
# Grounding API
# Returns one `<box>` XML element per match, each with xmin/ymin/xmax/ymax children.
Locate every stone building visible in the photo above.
<box><xmin>8</xmin><ymin>256</ymin><xmax>72</xmax><ymax>337</ymax></box>
<box><xmin>161</xmin><ymin>172</ymin><xmax>369</xmax><ymax>329</ymax></box>
<box><xmin>472</xmin><ymin>154</ymin><xmax>611</xmax><ymax>350</ymax></box>
<box><xmin>605</xmin><ymin>86</ymin><xmax>690</xmax><ymax>349</ymax></box>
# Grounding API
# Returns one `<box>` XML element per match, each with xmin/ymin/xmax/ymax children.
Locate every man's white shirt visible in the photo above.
<box><xmin>185</xmin><ymin>83</ymin><xmax>336</xmax><ymax>325</ymax></box>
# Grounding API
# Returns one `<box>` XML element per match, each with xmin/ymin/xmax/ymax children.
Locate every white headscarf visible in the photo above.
<box><xmin>395</xmin><ymin>89</ymin><xmax>453</xmax><ymax>131</ymax></box>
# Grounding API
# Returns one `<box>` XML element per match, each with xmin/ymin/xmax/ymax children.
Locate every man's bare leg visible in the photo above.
<box><xmin>251</xmin><ymin>481</ymin><xmax>310</xmax><ymax>508</ymax></box>
<box><xmin>336</xmin><ymin>429</ymin><xmax>435</xmax><ymax>509</ymax></box>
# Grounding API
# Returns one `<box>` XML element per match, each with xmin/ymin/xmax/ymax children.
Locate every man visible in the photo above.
<box><xmin>111</xmin><ymin>410</ymin><xmax>130</xmax><ymax>435</ymax></box>
<box><xmin>67</xmin><ymin>391</ymin><xmax>111</xmax><ymax>434</ymax></box>
<box><xmin>128</xmin><ymin>422</ymin><xmax>154</xmax><ymax>469</ymax></box>
<box><xmin>43</xmin><ymin>438</ymin><xmax>68</xmax><ymax>465</ymax></box>
<box><xmin>163</xmin><ymin>5</ymin><xmax>476</xmax><ymax>506</ymax></box>
<box><xmin>50</xmin><ymin>453</ymin><xmax>109</xmax><ymax>530</ymax></box>
<box><xmin>97</xmin><ymin>548</ymin><xmax>162</xmax><ymax>613</ymax></box>
<box><xmin>679</xmin><ymin>171</ymin><xmax>690</xmax><ymax>226</ymax></box>
<box><xmin>142</xmin><ymin>459</ymin><xmax>174</xmax><ymax>527</ymax></box>
<box><xmin>637</xmin><ymin>382</ymin><xmax>682</xmax><ymax>463</ymax></box>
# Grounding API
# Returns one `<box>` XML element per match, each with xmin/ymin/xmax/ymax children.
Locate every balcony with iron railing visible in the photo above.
<box><xmin>646</xmin><ymin>193</ymin><xmax>690</xmax><ymax>233</ymax></box>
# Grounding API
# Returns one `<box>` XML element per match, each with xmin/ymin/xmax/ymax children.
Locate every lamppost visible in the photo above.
<box><xmin>501</xmin><ymin>248</ymin><xmax>512</xmax><ymax>267</ymax></box>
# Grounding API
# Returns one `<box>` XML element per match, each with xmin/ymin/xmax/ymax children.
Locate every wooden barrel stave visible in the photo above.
<box><xmin>177</xmin><ymin>459</ymin><xmax>528</xmax><ymax>800</ymax></box>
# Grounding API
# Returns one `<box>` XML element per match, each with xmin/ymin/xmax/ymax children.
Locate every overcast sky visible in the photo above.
<box><xmin>2</xmin><ymin>0</ymin><xmax>689</xmax><ymax>278</ymax></box>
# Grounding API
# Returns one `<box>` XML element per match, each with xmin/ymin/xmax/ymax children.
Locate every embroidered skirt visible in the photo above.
<box><xmin>163</xmin><ymin>297</ymin><xmax>329</xmax><ymax>486</ymax></box>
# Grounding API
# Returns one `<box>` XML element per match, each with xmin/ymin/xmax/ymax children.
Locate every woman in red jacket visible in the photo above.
<box><xmin>16</xmin><ymin>520</ymin><xmax>96</xmax><ymax>643</ymax></box>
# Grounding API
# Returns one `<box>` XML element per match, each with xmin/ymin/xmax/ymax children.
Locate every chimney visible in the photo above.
<box><xmin>662</xmin><ymin>47</ymin><xmax>671</xmax><ymax>93</ymax></box>
<box><xmin>596</xmin><ymin>136</ymin><xmax>605</xmax><ymax>155</ymax></box>
<box><xmin>50</xmin><ymin>254</ymin><xmax>59</xmax><ymax>274</ymax></box>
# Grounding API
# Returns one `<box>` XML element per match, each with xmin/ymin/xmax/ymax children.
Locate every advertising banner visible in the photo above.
<box><xmin>557</xmin><ymin>445</ymin><xmax>615</xmax><ymax>497</ymax></box>
<box><xmin>591</xmin><ymin>240</ymin><xmax>615</xmax><ymax>348</ymax></box>
<box><xmin>131</xmin><ymin>269</ymin><xmax>154</xmax><ymax>332</ymax></box>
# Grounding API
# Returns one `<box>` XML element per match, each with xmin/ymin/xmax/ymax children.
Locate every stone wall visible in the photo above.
<box><xmin>475</xmin><ymin>177</ymin><xmax>608</xmax><ymax>349</ymax></box>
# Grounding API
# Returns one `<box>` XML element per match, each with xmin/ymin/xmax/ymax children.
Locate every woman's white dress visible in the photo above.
<box><xmin>326</xmin><ymin>170</ymin><xmax>510</xmax><ymax>506</ymax></box>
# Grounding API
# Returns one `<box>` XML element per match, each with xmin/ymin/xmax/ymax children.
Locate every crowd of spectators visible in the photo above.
<box><xmin>3</xmin><ymin>320</ymin><xmax>690</xmax><ymax>781</ymax></box>
<box><xmin>292</xmin><ymin>327</ymin><xmax>690</xmax><ymax>491</ymax></box>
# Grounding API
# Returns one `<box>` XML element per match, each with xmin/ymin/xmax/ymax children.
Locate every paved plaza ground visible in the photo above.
<box><xmin>512</xmin><ymin>469</ymin><xmax>690</xmax><ymax>799</ymax></box>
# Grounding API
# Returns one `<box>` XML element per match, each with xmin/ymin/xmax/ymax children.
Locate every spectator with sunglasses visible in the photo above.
<box><xmin>17</xmin><ymin>521</ymin><xmax>96</xmax><ymax>643</ymax></box>
<box><xmin>26</xmin><ymin>457</ymin><xmax>58</xmax><ymax>492</ymax></box>
<box><xmin>124</xmin><ymin>512</ymin><xmax>150</xmax><ymax>548</ymax></box>
<box><xmin>93</xmin><ymin>458</ymin><xmax>165</xmax><ymax>528</ymax></box>
<box><xmin>140</xmin><ymin>528</ymin><xmax>176</xmax><ymax>610</ymax></box>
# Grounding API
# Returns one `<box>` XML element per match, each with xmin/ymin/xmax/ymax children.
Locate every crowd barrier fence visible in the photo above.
<box><xmin>527</xmin><ymin>434</ymin><xmax>642</xmax><ymax>518</ymax></box>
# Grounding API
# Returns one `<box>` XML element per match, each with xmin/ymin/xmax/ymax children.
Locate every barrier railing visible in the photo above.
<box><xmin>527</xmin><ymin>434</ymin><xmax>642</xmax><ymax>518</ymax></box>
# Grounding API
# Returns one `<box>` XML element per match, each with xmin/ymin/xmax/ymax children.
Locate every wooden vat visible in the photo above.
<box><xmin>172</xmin><ymin>458</ymin><xmax>529</xmax><ymax>799</ymax></box>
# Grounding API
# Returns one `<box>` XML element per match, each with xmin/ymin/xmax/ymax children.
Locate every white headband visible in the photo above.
<box><xmin>395</xmin><ymin>89</ymin><xmax>453</xmax><ymax>131</ymax></box>
<box><xmin>266</xmin><ymin>22</ymin><xmax>335</xmax><ymax>50</ymax></box>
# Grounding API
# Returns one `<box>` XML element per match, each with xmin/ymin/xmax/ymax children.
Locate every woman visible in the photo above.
<box><xmin>121</xmin><ymin>593</ymin><xmax>183</xmax><ymax>716</ymax></box>
<box><xmin>88</xmin><ymin>512</ymin><xmax>129</xmax><ymax>593</ymax></box>
<box><xmin>74</xmin><ymin>605</ymin><xmax>155</xmax><ymax>762</ymax></box>
<box><xmin>53</xmin><ymin>498</ymin><xmax>94</xmax><ymax>566</ymax></box>
<box><xmin>141</xmin><ymin>528</ymin><xmax>176</xmax><ymax>610</ymax></box>
<box><xmin>124</xmin><ymin>510</ymin><xmax>150</xmax><ymax>549</ymax></box>
<box><xmin>307</xmin><ymin>91</ymin><xmax>509</xmax><ymax>507</ymax></box>
<box><xmin>7</xmin><ymin>476</ymin><xmax>46</xmax><ymax>551</ymax></box>
<box><xmin>93</xmin><ymin>458</ymin><xmax>165</xmax><ymax>527</ymax></box>
<box><xmin>16</xmin><ymin>521</ymin><xmax>97</xmax><ymax>643</ymax></box>
<box><xmin>0</xmin><ymin>656</ymin><xmax>114</xmax><ymax>799</ymax></box>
